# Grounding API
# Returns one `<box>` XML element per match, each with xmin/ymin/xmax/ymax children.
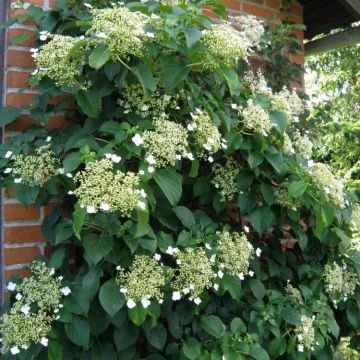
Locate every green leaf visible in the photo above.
<box><xmin>159</xmin><ymin>56</ymin><xmax>190</xmax><ymax>91</ymax></box>
<box><xmin>230</xmin><ymin>317</ymin><xmax>246</xmax><ymax>334</ymax></box>
<box><xmin>65</xmin><ymin>316</ymin><xmax>90</xmax><ymax>347</ymax></box>
<box><xmin>14</xmin><ymin>184</ymin><xmax>39</xmax><ymax>207</ymax></box>
<box><xmin>99</xmin><ymin>279</ymin><xmax>125</xmax><ymax>317</ymax></box>
<box><xmin>247</xmin><ymin>152</ymin><xmax>264</xmax><ymax>169</ymax></box>
<box><xmin>173</xmin><ymin>206</ymin><xmax>196</xmax><ymax>229</ymax></box>
<box><xmin>132</xmin><ymin>63</ymin><xmax>156</xmax><ymax>97</ymax></box>
<box><xmin>63</xmin><ymin>152</ymin><xmax>82</xmax><ymax>173</ymax></box>
<box><xmin>55</xmin><ymin>219</ymin><xmax>74</xmax><ymax>244</ymax></box>
<box><xmin>73</xmin><ymin>204</ymin><xmax>86</xmax><ymax>239</ymax></box>
<box><xmin>49</xmin><ymin>248</ymin><xmax>66</xmax><ymax>270</ymax></box>
<box><xmin>270</xmin><ymin>111</ymin><xmax>288</xmax><ymax>133</ymax></box>
<box><xmin>200</xmin><ymin>315</ymin><xmax>225</xmax><ymax>337</ymax></box>
<box><xmin>83</xmin><ymin>233</ymin><xmax>113</xmax><ymax>265</ymax></box>
<box><xmin>135</xmin><ymin>209</ymin><xmax>151</xmax><ymax>238</ymax></box>
<box><xmin>269</xmin><ymin>337</ymin><xmax>286</xmax><ymax>358</ymax></box>
<box><xmin>48</xmin><ymin>339</ymin><xmax>64</xmax><ymax>360</ymax></box>
<box><xmin>128</xmin><ymin>304</ymin><xmax>147</xmax><ymax>326</ymax></box>
<box><xmin>82</xmin><ymin>267</ymin><xmax>102</xmax><ymax>299</ymax></box>
<box><xmin>182</xmin><ymin>338</ymin><xmax>201</xmax><ymax>360</ymax></box>
<box><xmin>288</xmin><ymin>180</ymin><xmax>307</xmax><ymax>198</ymax></box>
<box><xmin>114</xmin><ymin>321</ymin><xmax>139</xmax><ymax>351</ymax></box>
<box><xmin>0</xmin><ymin>106</ymin><xmax>22</xmax><ymax>126</ymax></box>
<box><xmin>154</xmin><ymin>169</ymin><xmax>182</xmax><ymax>206</ymax></box>
<box><xmin>265</xmin><ymin>152</ymin><xmax>285</xmax><ymax>173</ymax></box>
<box><xmin>89</xmin><ymin>45</ymin><xmax>110</xmax><ymax>69</ymax></box>
<box><xmin>76</xmin><ymin>88</ymin><xmax>101</xmax><ymax>118</ymax></box>
<box><xmin>347</xmin><ymin>303</ymin><xmax>360</xmax><ymax>328</ymax></box>
<box><xmin>11</xmin><ymin>33</ymin><xmax>31</xmax><ymax>46</ymax></box>
<box><xmin>249</xmin><ymin>279</ymin><xmax>265</xmax><ymax>299</ymax></box>
<box><xmin>250</xmin><ymin>346</ymin><xmax>270</xmax><ymax>360</ymax></box>
<box><xmin>260</xmin><ymin>183</ymin><xmax>275</xmax><ymax>206</ymax></box>
<box><xmin>185</xmin><ymin>27</ymin><xmax>203</xmax><ymax>48</ymax></box>
<box><xmin>145</xmin><ymin>323</ymin><xmax>167</xmax><ymax>350</ymax></box>
<box><xmin>220</xmin><ymin>66</ymin><xmax>241</xmax><ymax>97</ymax></box>
<box><xmin>281</xmin><ymin>307</ymin><xmax>301</xmax><ymax>325</ymax></box>
<box><xmin>249</xmin><ymin>207</ymin><xmax>275</xmax><ymax>235</ymax></box>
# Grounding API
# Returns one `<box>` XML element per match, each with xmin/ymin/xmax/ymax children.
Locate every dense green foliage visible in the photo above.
<box><xmin>1</xmin><ymin>1</ymin><xmax>360</xmax><ymax>359</ymax></box>
<box><xmin>306</xmin><ymin>43</ymin><xmax>360</xmax><ymax>195</ymax></box>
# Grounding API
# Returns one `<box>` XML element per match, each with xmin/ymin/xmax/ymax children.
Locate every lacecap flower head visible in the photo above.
<box><xmin>238</xmin><ymin>100</ymin><xmax>271</xmax><ymax>136</ymax></box>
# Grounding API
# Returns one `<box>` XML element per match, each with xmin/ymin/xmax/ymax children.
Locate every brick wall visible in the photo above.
<box><xmin>0</xmin><ymin>0</ymin><xmax>304</xmax><ymax>300</ymax></box>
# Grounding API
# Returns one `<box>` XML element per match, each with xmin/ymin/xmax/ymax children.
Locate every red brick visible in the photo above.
<box><xmin>10</xmin><ymin>0</ymin><xmax>43</xmax><ymax>5</ymax></box>
<box><xmin>265</xmin><ymin>0</ymin><xmax>279</xmax><ymax>9</ymax></box>
<box><xmin>6</xmin><ymin>92</ymin><xmax>38</xmax><ymax>107</ymax></box>
<box><xmin>290</xmin><ymin>3</ymin><xmax>303</xmax><ymax>17</ymax></box>
<box><xmin>246</xmin><ymin>0</ymin><xmax>264</xmax><ymax>4</ymax></box>
<box><xmin>4</xmin><ymin>226</ymin><xmax>43</xmax><ymax>244</ymax></box>
<box><xmin>4</xmin><ymin>268</ymin><xmax>31</xmax><ymax>282</ymax></box>
<box><xmin>222</xmin><ymin>0</ymin><xmax>240</xmax><ymax>11</ymax></box>
<box><xmin>8</xmin><ymin>28</ymin><xmax>36</xmax><ymax>47</ymax></box>
<box><xmin>4</xmin><ymin>246</ymin><xmax>41</xmax><ymax>265</ymax></box>
<box><xmin>4</xmin><ymin>204</ymin><xmax>40</xmax><ymax>222</ymax></box>
<box><xmin>243</xmin><ymin>3</ymin><xmax>275</xmax><ymax>18</ymax></box>
<box><xmin>7</xmin><ymin>49</ymin><xmax>35</xmax><ymax>68</ymax></box>
<box><xmin>7</xmin><ymin>71</ymin><xmax>31</xmax><ymax>88</ymax></box>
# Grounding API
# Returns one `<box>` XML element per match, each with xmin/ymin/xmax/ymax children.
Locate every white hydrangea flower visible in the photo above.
<box><xmin>127</xmin><ymin>299</ymin><xmax>136</xmax><ymax>309</ymax></box>
<box><xmin>60</xmin><ymin>286</ymin><xmax>71</xmax><ymax>296</ymax></box>
<box><xmin>100</xmin><ymin>203</ymin><xmax>110</xmax><ymax>211</ymax></box>
<box><xmin>256</xmin><ymin>248</ymin><xmax>262</xmax><ymax>257</ymax></box>
<box><xmin>154</xmin><ymin>253</ymin><xmax>161</xmax><ymax>261</ymax></box>
<box><xmin>20</xmin><ymin>304</ymin><xmax>30</xmax><ymax>315</ymax></box>
<box><xmin>86</xmin><ymin>205</ymin><xmax>97</xmax><ymax>214</ymax></box>
<box><xmin>248</xmin><ymin>270</ymin><xmax>254</xmax><ymax>277</ymax></box>
<box><xmin>4</xmin><ymin>167</ymin><xmax>12</xmax><ymax>173</ymax></box>
<box><xmin>194</xmin><ymin>297</ymin><xmax>202</xmax><ymax>305</ymax></box>
<box><xmin>141</xmin><ymin>298</ymin><xmax>151</xmax><ymax>308</ymax></box>
<box><xmin>40</xmin><ymin>337</ymin><xmax>48</xmax><ymax>347</ymax></box>
<box><xmin>5</xmin><ymin>150</ymin><xmax>13</xmax><ymax>158</ymax></box>
<box><xmin>14</xmin><ymin>178</ymin><xmax>22</xmax><ymax>184</ymax></box>
<box><xmin>15</xmin><ymin>293</ymin><xmax>22</xmax><ymax>301</ymax></box>
<box><xmin>137</xmin><ymin>201</ymin><xmax>146</xmax><ymax>210</ymax></box>
<box><xmin>132</xmin><ymin>134</ymin><xmax>144</xmax><ymax>146</ymax></box>
<box><xmin>172</xmin><ymin>291</ymin><xmax>181</xmax><ymax>301</ymax></box>
<box><xmin>10</xmin><ymin>346</ymin><xmax>20</xmax><ymax>355</ymax></box>
<box><xmin>7</xmin><ymin>282</ymin><xmax>16</xmax><ymax>291</ymax></box>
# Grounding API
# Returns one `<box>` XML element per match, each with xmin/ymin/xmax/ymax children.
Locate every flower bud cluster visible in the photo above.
<box><xmin>271</xmin><ymin>87</ymin><xmax>304</xmax><ymax>120</ymax></box>
<box><xmin>282</xmin><ymin>133</ymin><xmax>295</xmax><ymax>155</ymax></box>
<box><xmin>88</xmin><ymin>5</ymin><xmax>149</xmax><ymax>60</ymax></box>
<box><xmin>211</xmin><ymin>157</ymin><xmax>241</xmax><ymax>201</ymax></box>
<box><xmin>295</xmin><ymin>315</ymin><xmax>316</xmax><ymax>352</ymax></box>
<box><xmin>323</xmin><ymin>262</ymin><xmax>358</xmax><ymax>304</ymax></box>
<box><xmin>0</xmin><ymin>261</ymin><xmax>70</xmax><ymax>355</ymax></box>
<box><xmin>189</xmin><ymin>108</ymin><xmax>222</xmax><ymax>158</ymax></box>
<box><xmin>349</xmin><ymin>203</ymin><xmax>360</xmax><ymax>235</ymax></box>
<box><xmin>118</xmin><ymin>84</ymin><xmax>182</xmax><ymax>119</ymax></box>
<box><xmin>285</xmin><ymin>281</ymin><xmax>304</xmax><ymax>304</ymax></box>
<box><xmin>142</xmin><ymin>119</ymin><xmax>189</xmax><ymax>168</ymax></box>
<box><xmin>238</xmin><ymin>100</ymin><xmax>272</xmax><ymax>136</ymax></box>
<box><xmin>216</xmin><ymin>230</ymin><xmax>254</xmax><ymax>277</ymax></box>
<box><xmin>35</xmin><ymin>35</ymin><xmax>85</xmax><ymax>86</ymax></box>
<box><xmin>73</xmin><ymin>159</ymin><xmax>141</xmax><ymax>216</ymax></box>
<box><xmin>293</xmin><ymin>131</ymin><xmax>313</xmax><ymax>159</ymax></box>
<box><xmin>229</xmin><ymin>15</ymin><xmax>264</xmax><ymax>48</ymax></box>
<box><xmin>310</xmin><ymin>162</ymin><xmax>345</xmax><ymax>208</ymax></box>
<box><xmin>274</xmin><ymin>183</ymin><xmax>302</xmax><ymax>210</ymax></box>
<box><xmin>202</xmin><ymin>23</ymin><xmax>248</xmax><ymax>70</ymax></box>
<box><xmin>116</xmin><ymin>255</ymin><xmax>166</xmax><ymax>309</ymax></box>
<box><xmin>11</xmin><ymin>144</ymin><xmax>59</xmax><ymax>187</ymax></box>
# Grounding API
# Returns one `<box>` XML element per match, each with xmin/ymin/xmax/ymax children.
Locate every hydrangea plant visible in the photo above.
<box><xmin>1</xmin><ymin>0</ymin><xmax>360</xmax><ymax>359</ymax></box>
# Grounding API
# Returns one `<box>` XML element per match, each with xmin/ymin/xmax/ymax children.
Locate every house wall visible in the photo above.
<box><xmin>0</xmin><ymin>0</ymin><xmax>304</xmax><ymax>300</ymax></box>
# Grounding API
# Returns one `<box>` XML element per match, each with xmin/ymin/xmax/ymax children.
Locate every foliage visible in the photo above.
<box><xmin>306</xmin><ymin>43</ymin><xmax>360</xmax><ymax>195</ymax></box>
<box><xmin>1</xmin><ymin>1</ymin><xmax>360</xmax><ymax>359</ymax></box>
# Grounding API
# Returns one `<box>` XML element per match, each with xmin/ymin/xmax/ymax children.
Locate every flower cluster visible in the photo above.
<box><xmin>118</xmin><ymin>84</ymin><xmax>182</xmax><ymax>119</ymax></box>
<box><xmin>293</xmin><ymin>131</ymin><xmax>313</xmax><ymax>159</ymax></box>
<box><xmin>349</xmin><ymin>203</ymin><xmax>360</xmax><ymax>235</ymax></box>
<box><xmin>274</xmin><ymin>183</ymin><xmax>302</xmax><ymax>210</ymax></box>
<box><xmin>88</xmin><ymin>5</ymin><xmax>149</xmax><ymax>60</ymax></box>
<box><xmin>323</xmin><ymin>262</ymin><xmax>358</xmax><ymax>305</ymax></box>
<box><xmin>271</xmin><ymin>87</ymin><xmax>304</xmax><ymax>120</ymax></box>
<box><xmin>188</xmin><ymin>109</ymin><xmax>222</xmax><ymax>158</ymax></box>
<box><xmin>282</xmin><ymin>133</ymin><xmax>295</xmax><ymax>155</ymax></box>
<box><xmin>0</xmin><ymin>261</ymin><xmax>70</xmax><ymax>355</ymax></box>
<box><xmin>229</xmin><ymin>15</ymin><xmax>264</xmax><ymax>48</ymax></box>
<box><xmin>310</xmin><ymin>162</ymin><xmax>345</xmax><ymax>208</ymax></box>
<box><xmin>238</xmin><ymin>100</ymin><xmax>272</xmax><ymax>136</ymax></box>
<box><xmin>295</xmin><ymin>315</ymin><xmax>316</xmax><ymax>352</ymax></box>
<box><xmin>116</xmin><ymin>255</ymin><xmax>166</xmax><ymax>309</ymax></box>
<box><xmin>334</xmin><ymin>337</ymin><xmax>360</xmax><ymax>360</ymax></box>
<box><xmin>142</xmin><ymin>119</ymin><xmax>189</xmax><ymax>168</ymax></box>
<box><xmin>285</xmin><ymin>281</ymin><xmax>304</xmax><ymax>304</ymax></box>
<box><xmin>172</xmin><ymin>248</ymin><xmax>213</xmax><ymax>304</ymax></box>
<box><xmin>202</xmin><ymin>23</ymin><xmax>248</xmax><ymax>69</ymax></box>
<box><xmin>34</xmin><ymin>35</ymin><xmax>85</xmax><ymax>86</ymax></box>
<box><xmin>11</xmin><ymin>144</ymin><xmax>59</xmax><ymax>187</ymax></box>
<box><xmin>73</xmin><ymin>159</ymin><xmax>142</xmax><ymax>216</ymax></box>
<box><xmin>211</xmin><ymin>157</ymin><xmax>241</xmax><ymax>201</ymax></box>
<box><xmin>216</xmin><ymin>230</ymin><xmax>254</xmax><ymax>277</ymax></box>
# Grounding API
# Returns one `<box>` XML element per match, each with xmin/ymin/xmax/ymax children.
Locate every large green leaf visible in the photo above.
<box><xmin>83</xmin><ymin>233</ymin><xmax>113</xmax><ymax>265</ymax></box>
<box><xmin>281</xmin><ymin>307</ymin><xmax>301</xmax><ymax>325</ymax></box>
<box><xmin>288</xmin><ymin>180</ymin><xmax>307</xmax><ymax>198</ymax></box>
<box><xmin>220</xmin><ymin>66</ymin><xmax>241</xmax><ymax>97</ymax></box>
<box><xmin>63</xmin><ymin>152</ymin><xmax>83</xmax><ymax>173</ymax></box>
<box><xmin>132</xmin><ymin>62</ymin><xmax>156</xmax><ymax>97</ymax></box>
<box><xmin>182</xmin><ymin>338</ymin><xmax>201</xmax><ymax>360</ymax></box>
<box><xmin>173</xmin><ymin>206</ymin><xmax>196</xmax><ymax>229</ymax></box>
<box><xmin>200</xmin><ymin>315</ymin><xmax>225</xmax><ymax>338</ymax></box>
<box><xmin>128</xmin><ymin>305</ymin><xmax>147</xmax><ymax>326</ymax></box>
<box><xmin>135</xmin><ymin>209</ymin><xmax>151</xmax><ymax>238</ymax></box>
<box><xmin>154</xmin><ymin>169</ymin><xmax>182</xmax><ymax>206</ymax></box>
<box><xmin>73</xmin><ymin>204</ymin><xmax>86</xmax><ymax>239</ymax></box>
<box><xmin>89</xmin><ymin>45</ymin><xmax>110</xmax><ymax>69</ymax></box>
<box><xmin>65</xmin><ymin>316</ymin><xmax>90</xmax><ymax>347</ymax></box>
<box><xmin>185</xmin><ymin>27</ymin><xmax>203</xmax><ymax>48</ymax></box>
<box><xmin>249</xmin><ymin>207</ymin><xmax>275</xmax><ymax>235</ymax></box>
<box><xmin>14</xmin><ymin>184</ymin><xmax>39</xmax><ymax>207</ymax></box>
<box><xmin>99</xmin><ymin>279</ymin><xmax>125</xmax><ymax>317</ymax></box>
<box><xmin>145</xmin><ymin>323</ymin><xmax>167</xmax><ymax>350</ymax></box>
<box><xmin>76</xmin><ymin>88</ymin><xmax>102</xmax><ymax>118</ymax></box>
<box><xmin>159</xmin><ymin>56</ymin><xmax>190</xmax><ymax>91</ymax></box>
<box><xmin>0</xmin><ymin>106</ymin><xmax>22</xmax><ymax>126</ymax></box>
<box><xmin>249</xmin><ymin>279</ymin><xmax>265</xmax><ymax>299</ymax></box>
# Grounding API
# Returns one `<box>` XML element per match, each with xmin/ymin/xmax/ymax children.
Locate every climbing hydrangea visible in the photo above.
<box><xmin>73</xmin><ymin>159</ymin><xmax>142</xmax><ymax>216</ymax></box>
<box><xmin>293</xmin><ymin>131</ymin><xmax>313</xmax><ymax>159</ymax></box>
<box><xmin>202</xmin><ymin>23</ymin><xmax>247</xmax><ymax>69</ymax></box>
<box><xmin>271</xmin><ymin>87</ymin><xmax>304</xmax><ymax>120</ymax></box>
<box><xmin>188</xmin><ymin>108</ymin><xmax>222</xmax><ymax>158</ymax></box>
<box><xmin>282</xmin><ymin>133</ymin><xmax>295</xmax><ymax>155</ymax></box>
<box><xmin>295</xmin><ymin>315</ymin><xmax>316</xmax><ymax>352</ymax></box>
<box><xmin>238</xmin><ymin>100</ymin><xmax>271</xmax><ymax>136</ymax></box>
<box><xmin>142</xmin><ymin>119</ymin><xmax>189</xmax><ymax>168</ymax></box>
<box><xmin>274</xmin><ymin>183</ymin><xmax>302</xmax><ymax>210</ymax></box>
<box><xmin>211</xmin><ymin>157</ymin><xmax>241</xmax><ymax>201</ymax></box>
<box><xmin>323</xmin><ymin>262</ymin><xmax>358</xmax><ymax>305</ymax></box>
<box><xmin>310</xmin><ymin>162</ymin><xmax>345</xmax><ymax>208</ymax></box>
<box><xmin>88</xmin><ymin>5</ymin><xmax>149</xmax><ymax>60</ymax></box>
<box><xmin>285</xmin><ymin>281</ymin><xmax>304</xmax><ymax>304</ymax></box>
<box><xmin>11</xmin><ymin>145</ymin><xmax>59</xmax><ymax>187</ymax></box>
<box><xmin>35</xmin><ymin>35</ymin><xmax>85</xmax><ymax>86</ymax></box>
<box><xmin>116</xmin><ymin>255</ymin><xmax>166</xmax><ymax>309</ymax></box>
<box><xmin>349</xmin><ymin>203</ymin><xmax>360</xmax><ymax>235</ymax></box>
<box><xmin>216</xmin><ymin>230</ymin><xmax>253</xmax><ymax>277</ymax></box>
<box><xmin>118</xmin><ymin>84</ymin><xmax>182</xmax><ymax>119</ymax></box>
<box><xmin>229</xmin><ymin>15</ymin><xmax>264</xmax><ymax>48</ymax></box>
<box><xmin>172</xmin><ymin>248</ymin><xmax>213</xmax><ymax>303</ymax></box>
<box><xmin>0</xmin><ymin>261</ymin><xmax>69</xmax><ymax>355</ymax></box>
